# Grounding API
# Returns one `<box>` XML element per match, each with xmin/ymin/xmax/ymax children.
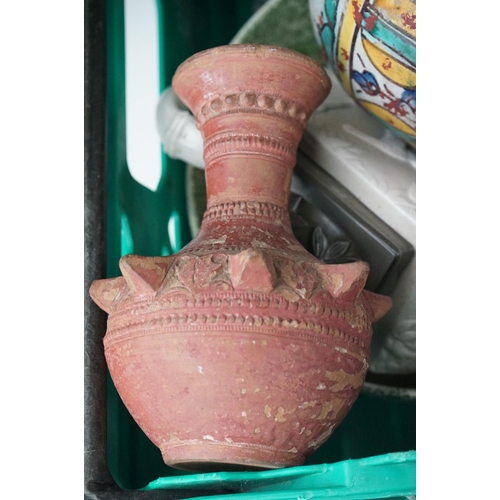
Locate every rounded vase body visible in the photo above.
<box><xmin>90</xmin><ymin>44</ymin><xmax>391</xmax><ymax>472</ymax></box>
<box><xmin>309</xmin><ymin>0</ymin><xmax>416</xmax><ymax>146</ymax></box>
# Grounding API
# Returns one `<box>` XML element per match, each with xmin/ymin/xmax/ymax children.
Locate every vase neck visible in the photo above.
<box><xmin>201</xmin><ymin>110</ymin><xmax>299</xmax><ymax>210</ymax></box>
<box><xmin>204</xmin><ymin>157</ymin><xmax>293</xmax><ymax>211</ymax></box>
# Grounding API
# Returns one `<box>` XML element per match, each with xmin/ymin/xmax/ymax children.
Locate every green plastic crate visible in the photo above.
<box><xmin>145</xmin><ymin>451</ymin><xmax>416</xmax><ymax>499</ymax></box>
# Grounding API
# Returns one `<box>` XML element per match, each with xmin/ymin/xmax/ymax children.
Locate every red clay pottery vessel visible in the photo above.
<box><xmin>90</xmin><ymin>44</ymin><xmax>392</xmax><ymax>472</ymax></box>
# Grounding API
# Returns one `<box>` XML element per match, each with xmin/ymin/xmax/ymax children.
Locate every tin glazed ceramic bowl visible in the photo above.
<box><xmin>309</xmin><ymin>0</ymin><xmax>416</xmax><ymax>146</ymax></box>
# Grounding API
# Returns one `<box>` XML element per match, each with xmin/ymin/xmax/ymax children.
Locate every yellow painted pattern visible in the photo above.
<box><xmin>362</xmin><ymin>37</ymin><xmax>416</xmax><ymax>88</ymax></box>
<box><xmin>360</xmin><ymin>101</ymin><xmax>416</xmax><ymax>136</ymax></box>
<box><xmin>337</xmin><ymin>0</ymin><xmax>365</xmax><ymax>96</ymax></box>
<box><xmin>373</xmin><ymin>0</ymin><xmax>416</xmax><ymax>38</ymax></box>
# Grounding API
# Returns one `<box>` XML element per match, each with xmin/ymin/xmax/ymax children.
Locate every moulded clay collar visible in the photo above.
<box><xmin>172</xmin><ymin>44</ymin><xmax>332</xmax><ymax>129</ymax></box>
<box><xmin>174</xmin><ymin>44</ymin><xmax>332</xmax><ymax>85</ymax></box>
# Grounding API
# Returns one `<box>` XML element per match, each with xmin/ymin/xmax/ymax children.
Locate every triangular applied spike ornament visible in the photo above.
<box><xmin>119</xmin><ymin>254</ymin><xmax>174</xmax><ymax>294</ymax></box>
<box><xmin>362</xmin><ymin>289</ymin><xmax>393</xmax><ymax>322</ymax></box>
<box><xmin>89</xmin><ymin>276</ymin><xmax>127</xmax><ymax>314</ymax></box>
<box><xmin>228</xmin><ymin>248</ymin><xmax>276</xmax><ymax>293</ymax></box>
<box><xmin>317</xmin><ymin>261</ymin><xmax>370</xmax><ymax>302</ymax></box>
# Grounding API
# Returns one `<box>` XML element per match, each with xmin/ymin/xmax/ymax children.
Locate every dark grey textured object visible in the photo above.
<box><xmin>84</xmin><ymin>0</ymin><xmax>114</xmax><ymax>495</ymax></box>
<box><xmin>292</xmin><ymin>150</ymin><xmax>414</xmax><ymax>296</ymax></box>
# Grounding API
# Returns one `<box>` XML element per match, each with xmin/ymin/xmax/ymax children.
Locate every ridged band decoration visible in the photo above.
<box><xmin>103</xmin><ymin>291</ymin><xmax>371</xmax><ymax>349</ymax></box>
<box><xmin>203</xmin><ymin>134</ymin><xmax>297</xmax><ymax>166</ymax></box>
<box><xmin>197</xmin><ymin>92</ymin><xmax>308</xmax><ymax>127</ymax></box>
<box><xmin>203</xmin><ymin>200</ymin><xmax>289</xmax><ymax>222</ymax></box>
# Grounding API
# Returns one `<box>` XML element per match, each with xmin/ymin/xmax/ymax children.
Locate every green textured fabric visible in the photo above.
<box><xmin>231</xmin><ymin>0</ymin><xmax>322</xmax><ymax>62</ymax></box>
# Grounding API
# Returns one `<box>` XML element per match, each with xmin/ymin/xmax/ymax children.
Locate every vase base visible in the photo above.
<box><xmin>160</xmin><ymin>439</ymin><xmax>305</xmax><ymax>472</ymax></box>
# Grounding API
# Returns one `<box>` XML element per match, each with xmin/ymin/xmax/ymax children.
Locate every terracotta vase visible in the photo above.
<box><xmin>90</xmin><ymin>44</ymin><xmax>392</xmax><ymax>472</ymax></box>
<box><xmin>309</xmin><ymin>0</ymin><xmax>416</xmax><ymax>146</ymax></box>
